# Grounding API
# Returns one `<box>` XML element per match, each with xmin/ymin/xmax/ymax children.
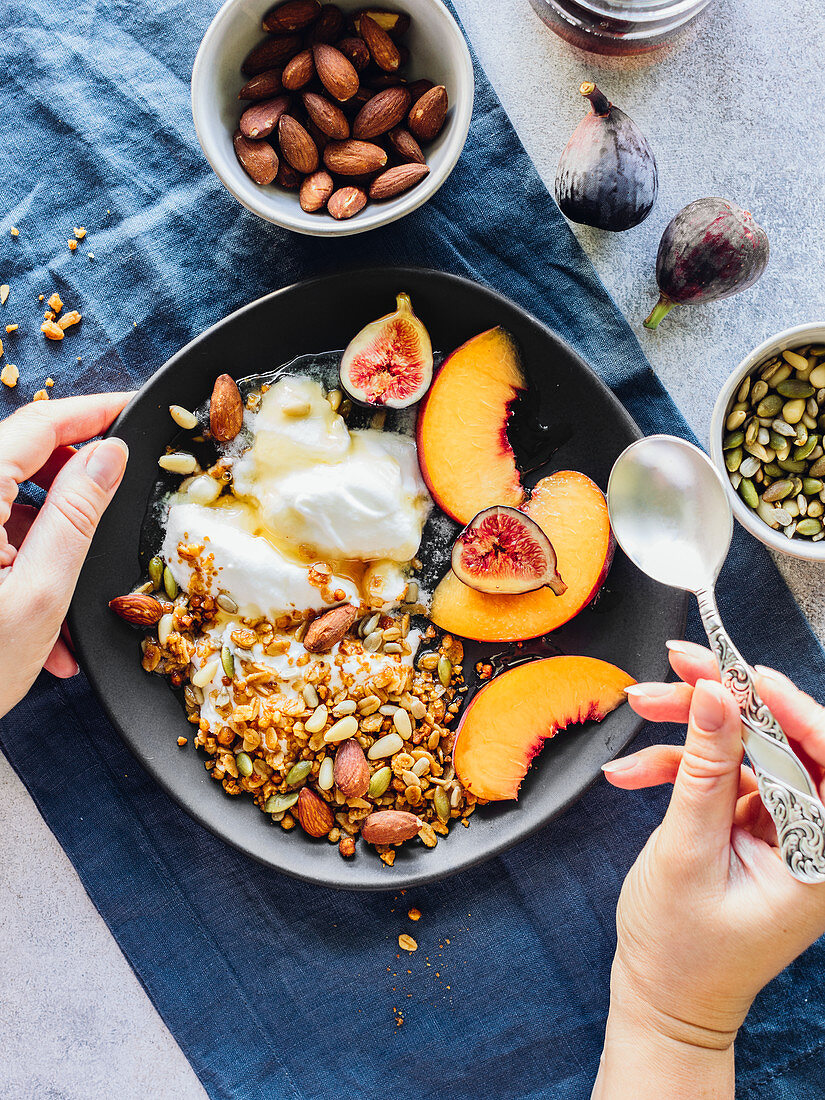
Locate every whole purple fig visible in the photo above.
<box><xmin>644</xmin><ymin>197</ymin><xmax>769</xmax><ymax>329</ymax></box>
<box><xmin>555</xmin><ymin>82</ymin><xmax>658</xmax><ymax>232</ymax></box>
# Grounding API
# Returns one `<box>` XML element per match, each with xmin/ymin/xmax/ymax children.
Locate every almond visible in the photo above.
<box><xmin>333</xmin><ymin>739</ymin><xmax>370</xmax><ymax>798</ymax></box>
<box><xmin>239</xmin><ymin>94</ymin><xmax>290</xmax><ymax>139</ymax></box>
<box><xmin>282</xmin><ymin>48</ymin><xmax>315</xmax><ymax>90</ymax></box>
<box><xmin>210</xmin><ymin>373</ymin><xmax>244</xmax><ymax>442</ymax></box>
<box><xmin>303</xmin><ymin>603</ymin><xmax>359</xmax><ymax>652</ymax></box>
<box><xmin>276</xmin><ymin>160</ymin><xmax>302</xmax><ymax>189</ymax></box>
<box><xmin>337</xmin><ymin>36</ymin><xmax>370</xmax><ymax>73</ymax></box>
<box><xmin>369</xmin><ymin>162</ymin><xmax>429</xmax><ymax>200</ymax></box>
<box><xmin>352</xmin><ymin>85</ymin><xmax>410</xmax><ymax>139</ymax></box>
<box><xmin>386</xmin><ymin>126</ymin><xmax>425</xmax><ymax>164</ymax></box>
<box><xmin>299</xmin><ymin>169</ymin><xmax>334</xmax><ymax>212</ymax></box>
<box><xmin>278</xmin><ymin>114</ymin><xmax>319</xmax><ymax>174</ymax></box>
<box><xmin>408</xmin><ymin>84</ymin><xmax>448</xmax><ymax>141</ymax></box>
<box><xmin>352</xmin><ymin>9</ymin><xmax>411</xmax><ymax>38</ymax></box>
<box><xmin>327</xmin><ymin>186</ymin><xmax>367</xmax><ymax>219</ymax></box>
<box><xmin>109</xmin><ymin>593</ymin><xmax>164</xmax><ymax>626</ymax></box>
<box><xmin>358</xmin><ymin>13</ymin><xmax>401</xmax><ymax>73</ymax></box>
<box><xmin>407</xmin><ymin>78</ymin><xmax>434</xmax><ymax>103</ymax></box>
<box><xmin>239</xmin><ymin>69</ymin><xmax>284</xmax><ymax>101</ymax></box>
<box><xmin>323</xmin><ymin>138</ymin><xmax>387</xmax><ymax>175</ymax></box>
<box><xmin>302</xmin><ymin>91</ymin><xmax>350</xmax><ymax>139</ymax></box>
<box><xmin>361</xmin><ymin>810</ymin><xmax>422</xmax><ymax>845</ymax></box>
<box><xmin>261</xmin><ymin>0</ymin><xmax>320</xmax><ymax>34</ymax></box>
<box><xmin>241</xmin><ymin>34</ymin><xmax>302</xmax><ymax>76</ymax></box>
<box><xmin>312</xmin><ymin>43</ymin><xmax>359</xmax><ymax>102</ymax></box>
<box><xmin>296</xmin><ymin>788</ymin><xmax>334</xmax><ymax>837</ymax></box>
<box><xmin>306</xmin><ymin>3</ymin><xmax>344</xmax><ymax>43</ymax></box>
<box><xmin>233</xmin><ymin>131</ymin><xmax>279</xmax><ymax>184</ymax></box>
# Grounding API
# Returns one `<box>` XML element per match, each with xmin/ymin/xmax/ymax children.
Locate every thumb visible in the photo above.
<box><xmin>661</xmin><ymin>678</ymin><xmax>744</xmax><ymax>860</ymax></box>
<box><xmin>14</xmin><ymin>438</ymin><xmax>128</xmax><ymax>612</ymax></box>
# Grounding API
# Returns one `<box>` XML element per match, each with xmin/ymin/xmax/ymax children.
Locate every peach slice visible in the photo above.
<box><xmin>431</xmin><ymin>470</ymin><xmax>613</xmax><ymax>642</ymax></box>
<box><xmin>416</xmin><ymin>326</ymin><xmax>526</xmax><ymax>523</ymax></box>
<box><xmin>453</xmin><ymin>655</ymin><xmax>635</xmax><ymax>801</ymax></box>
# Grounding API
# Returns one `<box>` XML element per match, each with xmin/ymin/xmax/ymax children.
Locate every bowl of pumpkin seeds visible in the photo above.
<box><xmin>710</xmin><ymin>323</ymin><xmax>825</xmax><ymax>559</ymax></box>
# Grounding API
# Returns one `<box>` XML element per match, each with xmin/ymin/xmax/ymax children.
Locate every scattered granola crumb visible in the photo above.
<box><xmin>45</xmin><ymin>377</ymin><xmax>54</xmax><ymax>388</ymax></box>
<box><xmin>38</xmin><ymin>294</ymin><xmax>44</xmax><ymax>302</ymax></box>
<box><xmin>73</xmin><ymin>227</ymin><xmax>87</xmax><ymax>239</ymax></box>
<box><xmin>6</xmin><ymin>324</ymin><xmax>18</xmax><ymax>333</ymax></box>
<box><xmin>41</xmin><ymin>320</ymin><xmax>64</xmax><ymax>341</ymax></box>
<box><xmin>58</xmin><ymin>310</ymin><xmax>81</xmax><ymax>331</ymax></box>
<box><xmin>395</xmin><ymin>1014</ymin><xmax>404</xmax><ymax>1027</ymax></box>
<box><xmin>398</xmin><ymin>934</ymin><xmax>418</xmax><ymax>952</ymax></box>
<box><xmin>68</xmin><ymin>239</ymin><xmax>78</xmax><ymax>251</ymax></box>
<box><xmin>48</xmin><ymin>292</ymin><xmax>63</xmax><ymax>313</ymax></box>
<box><xmin>0</xmin><ymin>337</ymin><xmax>3</xmax><ymax>357</ymax></box>
<box><xmin>10</xmin><ymin>227</ymin><xmax>19</xmax><ymax>237</ymax></box>
<box><xmin>1</xmin><ymin>363</ymin><xmax>17</xmax><ymax>387</ymax></box>
<box><xmin>407</xmin><ymin>907</ymin><xmax>421</xmax><ymax>922</ymax></box>
<box><xmin>77</xmin><ymin>357</ymin><xmax>81</xmax><ymax>363</ymax></box>
<box><xmin>32</xmin><ymin>389</ymin><xmax>49</xmax><ymax>401</ymax></box>
<box><xmin>87</xmin><ymin>252</ymin><xmax>94</xmax><ymax>260</ymax></box>
<box><xmin>177</xmin><ymin>736</ymin><xmax>188</xmax><ymax>747</ymax></box>
<box><xmin>0</xmin><ymin>285</ymin><xmax>8</xmax><ymax>305</ymax></box>
<box><xmin>44</xmin><ymin>310</ymin><xmax>56</xmax><ymax>321</ymax></box>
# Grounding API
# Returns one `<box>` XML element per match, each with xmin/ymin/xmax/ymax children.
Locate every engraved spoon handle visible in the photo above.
<box><xmin>695</xmin><ymin>587</ymin><xmax>825</xmax><ymax>884</ymax></box>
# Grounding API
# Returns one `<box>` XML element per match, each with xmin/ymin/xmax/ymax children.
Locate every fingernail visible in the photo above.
<box><xmin>666</xmin><ymin>639</ymin><xmax>693</xmax><ymax>654</ymax></box>
<box><xmin>755</xmin><ymin>664</ymin><xmax>783</xmax><ymax>681</ymax></box>
<box><xmin>692</xmin><ymin>679</ymin><xmax>726</xmax><ymax>731</ymax></box>
<box><xmin>86</xmin><ymin>438</ymin><xmax>128</xmax><ymax>491</ymax></box>
<box><xmin>602</xmin><ymin>756</ymin><xmax>638</xmax><ymax>774</ymax></box>
<box><xmin>625</xmin><ymin>682</ymin><xmax>673</xmax><ymax>698</ymax></box>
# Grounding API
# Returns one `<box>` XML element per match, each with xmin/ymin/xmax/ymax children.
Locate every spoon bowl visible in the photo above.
<box><xmin>607</xmin><ymin>435</ymin><xmax>733</xmax><ymax>594</ymax></box>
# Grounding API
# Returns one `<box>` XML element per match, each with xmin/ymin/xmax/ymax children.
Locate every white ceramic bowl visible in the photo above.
<box><xmin>191</xmin><ymin>0</ymin><xmax>474</xmax><ymax>236</ymax></box>
<box><xmin>709</xmin><ymin>322</ymin><xmax>825</xmax><ymax>561</ymax></box>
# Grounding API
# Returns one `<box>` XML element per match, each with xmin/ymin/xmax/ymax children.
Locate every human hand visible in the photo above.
<box><xmin>592</xmin><ymin>641</ymin><xmax>825</xmax><ymax>1099</ymax></box>
<box><xmin>0</xmin><ymin>393</ymin><xmax>131</xmax><ymax>719</ymax></box>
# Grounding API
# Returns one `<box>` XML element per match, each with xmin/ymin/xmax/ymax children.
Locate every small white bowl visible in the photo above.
<box><xmin>709</xmin><ymin>322</ymin><xmax>825</xmax><ymax>561</ymax></box>
<box><xmin>191</xmin><ymin>0</ymin><xmax>474</xmax><ymax>236</ymax></box>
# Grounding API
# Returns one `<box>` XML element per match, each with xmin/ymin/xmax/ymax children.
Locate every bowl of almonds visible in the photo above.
<box><xmin>192</xmin><ymin>0</ymin><xmax>474</xmax><ymax>235</ymax></box>
<box><xmin>710</xmin><ymin>323</ymin><xmax>825</xmax><ymax>560</ymax></box>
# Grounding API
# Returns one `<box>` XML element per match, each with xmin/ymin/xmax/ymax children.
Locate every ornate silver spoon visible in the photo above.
<box><xmin>607</xmin><ymin>434</ymin><xmax>825</xmax><ymax>884</ymax></box>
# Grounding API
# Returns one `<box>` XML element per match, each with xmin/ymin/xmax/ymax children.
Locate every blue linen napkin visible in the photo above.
<box><xmin>2</xmin><ymin>2</ymin><xmax>824</xmax><ymax>1097</ymax></box>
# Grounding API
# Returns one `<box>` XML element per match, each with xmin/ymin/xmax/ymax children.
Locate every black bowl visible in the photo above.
<box><xmin>69</xmin><ymin>268</ymin><xmax>685</xmax><ymax>890</ymax></box>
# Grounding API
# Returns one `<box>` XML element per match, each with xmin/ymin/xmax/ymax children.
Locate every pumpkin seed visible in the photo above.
<box><xmin>762</xmin><ymin>479</ymin><xmax>793</xmax><ymax>502</ymax></box>
<box><xmin>803</xmin><ymin>478</ymin><xmax>824</xmax><ymax>495</ymax></box>
<box><xmin>778</xmin><ymin>458</ymin><xmax>808</xmax><ymax>474</ymax></box>
<box><xmin>725</xmin><ymin>447</ymin><xmax>743</xmax><ymax>472</ymax></box>
<box><xmin>434</xmin><ymin>786</ymin><xmax>451</xmax><ymax>823</ymax></box>
<box><xmin>437</xmin><ymin>656</ymin><xmax>452</xmax><ymax>688</ymax></box>
<box><xmin>368</xmin><ymin>766</ymin><xmax>392</xmax><ymax>798</ymax></box>
<box><xmin>756</xmin><ymin>395</ymin><xmax>783</xmax><ymax>419</ymax></box>
<box><xmin>739</xmin><ymin>478</ymin><xmax>759</xmax><ymax>509</ymax></box>
<box><xmin>163</xmin><ymin>566</ymin><xmax>178</xmax><ymax>599</ymax></box>
<box><xmin>783</xmin><ymin>398</ymin><xmax>806</xmax><ymax>424</ymax></box>
<box><xmin>795</xmin><ymin>435</ymin><xmax>819</xmax><ymax>461</ymax></box>
<box><xmin>724</xmin><ymin>430</ymin><xmax>744</xmax><ymax>450</ymax></box>
<box><xmin>235</xmin><ymin>751</ymin><xmax>253</xmax><ymax>777</ymax></box>
<box><xmin>726</xmin><ymin>408</ymin><xmax>747</xmax><ymax>431</ymax></box>
<box><xmin>744</xmin><ymin>419</ymin><xmax>760</xmax><ymax>445</ymax></box>
<box><xmin>810</xmin><ymin>456</ymin><xmax>825</xmax><ymax>478</ymax></box>
<box><xmin>777</xmin><ymin>379</ymin><xmax>815</xmax><ymax>399</ymax></box>
<box><xmin>797</xmin><ymin>518</ymin><xmax>823</xmax><ymax>537</ymax></box>
<box><xmin>761</xmin><ymin>358</ymin><xmax>781</xmax><ymax>380</ymax></box>
<box><xmin>808</xmin><ymin>501</ymin><xmax>824</xmax><ymax>518</ymax></box>
<box><xmin>737</xmin><ymin>376</ymin><xmax>753</xmax><ymax>402</ymax></box>
<box><xmin>318</xmin><ymin>756</ymin><xmax>335</xmax><ymax>790</ymax></box>
<box><xmin>266</xmin><ymin>791</ymin><xmax>299</xmax><ymax>814</ymax></box>
<box><xmin>286</xmin><ymin>760</ymin><xmax>312</xmax><ymax>786</ymax></box>
<box><xmin>148</xmin><ymin>556</ymin><xmax>163</xmax><ymax>588</ymax></box>
<box><xmin>216</xmin><ymin>593</ymin><xmax>238</xmax><ymax>613</ymax></box>
<box><xmin>783</xmin><ymin>349</ymin><xmax>809</xmax><ymax>370</ymax></box>
<box><xmin>221</xmin><ymin>645</ymin><xmax>235</xmax><ymax>679</ymax></box>
<box><xmin>764</xmin><ymin>462</ymin><xmax>784</xmax><ymax>478</ymax></box>
<box><xmin>771</xmin><ymin>419</ymin><xmax>797</xmax><ymax>437</ymax></box>
<box><xmin>368</xmin><ymin>732</ymin><xmax>404</xmax><ymax>759</ymax></box>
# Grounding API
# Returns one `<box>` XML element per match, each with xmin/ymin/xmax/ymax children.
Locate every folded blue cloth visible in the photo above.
<box><xmin>1</xmin><ymin>2</ymin><xmax>824</xmax><ymax>1096</ymax></box>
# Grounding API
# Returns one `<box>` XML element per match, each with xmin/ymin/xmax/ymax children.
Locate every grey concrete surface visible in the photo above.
<box><xmin>2</xmin><ymin>1</ymin><xmax>824</xmax><ymax>1096</ymax></box>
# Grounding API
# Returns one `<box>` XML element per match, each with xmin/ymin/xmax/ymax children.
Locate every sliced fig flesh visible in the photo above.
<box><xmin>339</xmin><ymin>291</ymin><xmax>433</xmax><ymax>408</ymax></box>
<box><xmin>451</xmin><ymin>505</ymin><xmax>567</xmax><ymax>596</ymax></box>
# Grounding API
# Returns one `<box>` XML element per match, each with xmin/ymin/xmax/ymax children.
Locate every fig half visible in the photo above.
<box><xmin>340</xmin><ymin>292</ymin><xmax>433</xmax><ymax>408</ymax></box>
<box><xmin>451</xmin><ymin>505</ymin><xmax>567</xmax><ymax>596</ymax></box>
